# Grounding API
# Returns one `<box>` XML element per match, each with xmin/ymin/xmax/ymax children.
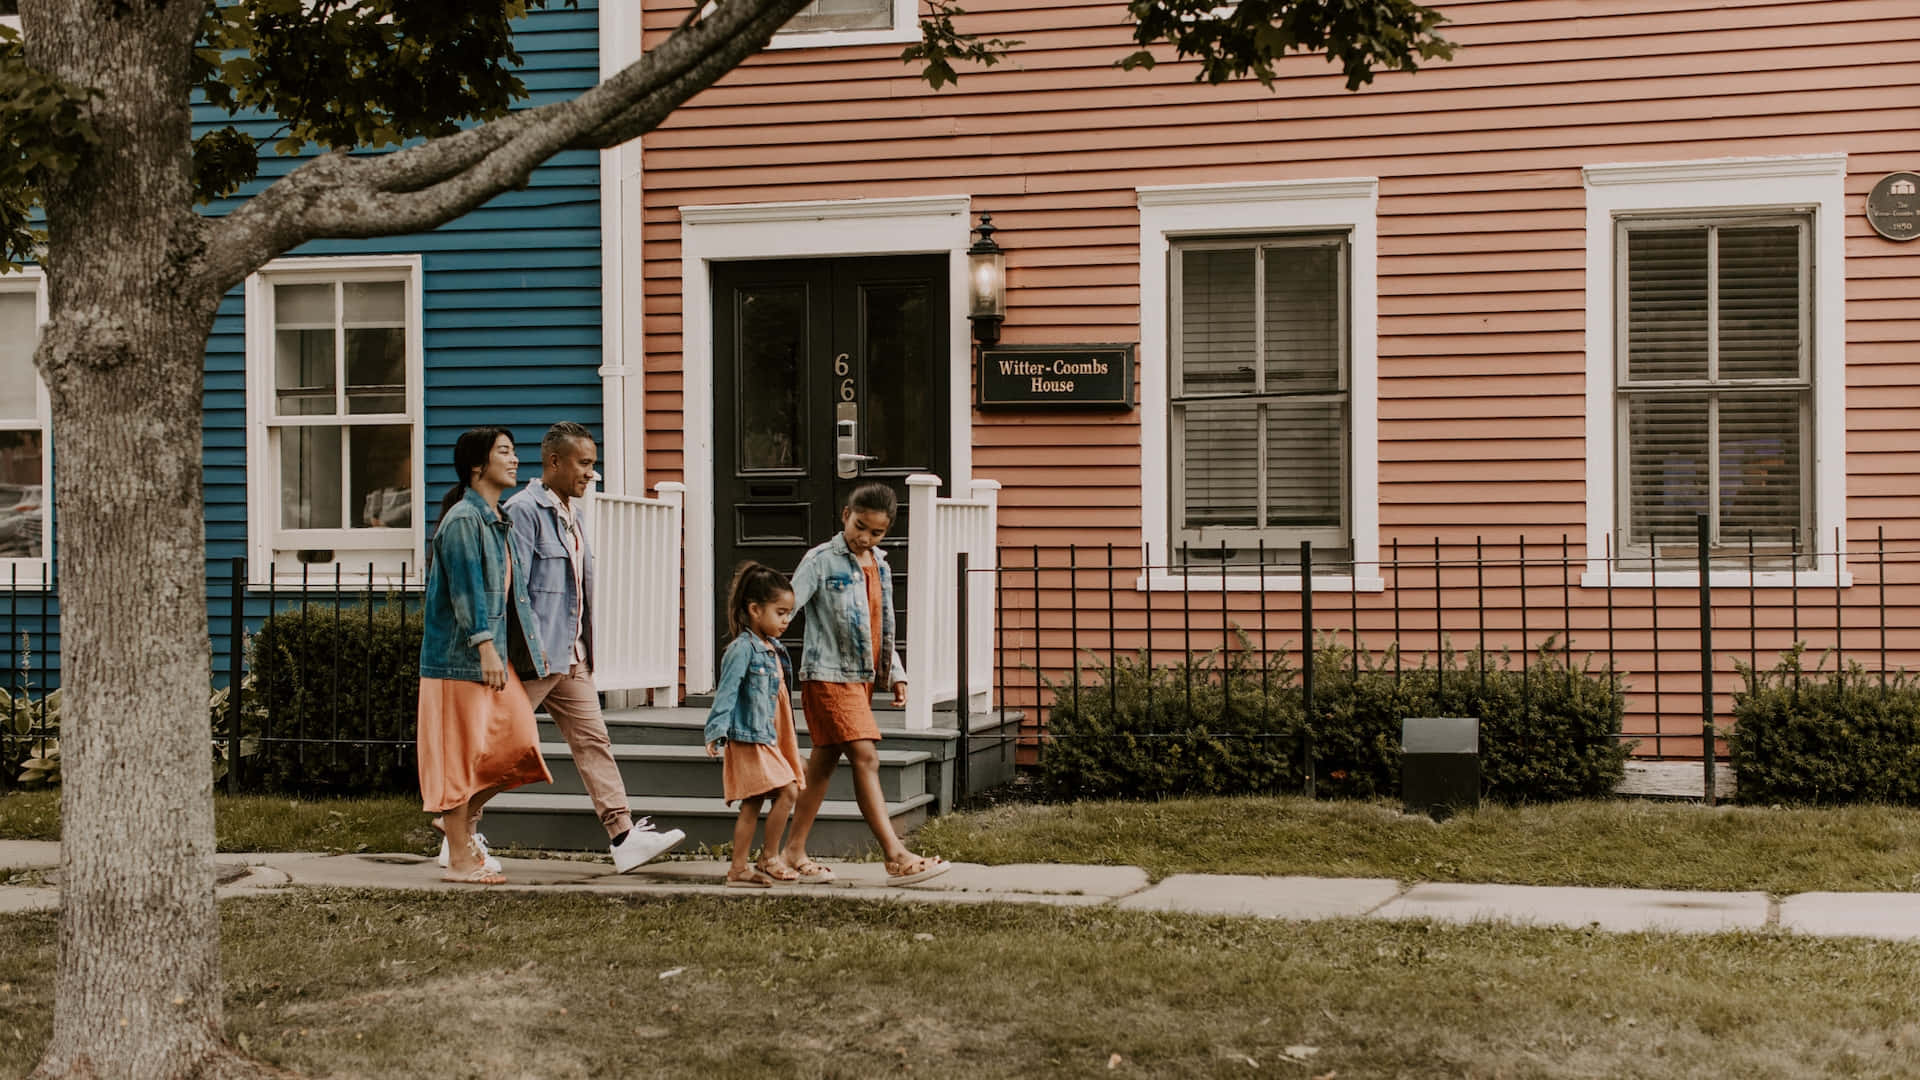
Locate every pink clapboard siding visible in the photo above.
<box><xmin>636</xmin><ymin>0</ymin><xmax>1920</xmax><ymax>753</ymax></box>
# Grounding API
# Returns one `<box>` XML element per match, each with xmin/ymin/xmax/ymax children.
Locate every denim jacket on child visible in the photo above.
<box><xmin>704</xmin><ymin>631</ymin><xmax>793</xmax><ymax>747</ymax></box>
<box><xmin>419</xmin><ymin>487</ymin><xmax>551</xmax><ymax>683</ymax></box>
<box><xmin>790</xmin><ymin>533</ymin><xmax>903</xmax><ymax>687</ymax></box>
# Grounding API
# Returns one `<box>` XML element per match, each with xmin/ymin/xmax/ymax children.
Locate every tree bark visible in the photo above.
<box><xmin>22</xmin><ymin>3</ymin><xmax>258</xmax><ymax>1077</ymax></box>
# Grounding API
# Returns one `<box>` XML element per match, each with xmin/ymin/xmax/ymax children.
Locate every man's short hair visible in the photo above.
<box><xmin>542</xmin><ymin>421</ymin><xmax>594</xmax><ymax>460</ymax></box>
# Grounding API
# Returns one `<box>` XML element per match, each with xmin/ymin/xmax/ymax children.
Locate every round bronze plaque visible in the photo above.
<box><xmin>1865</xmin><ymin>172</ymin><xmax>1920</xmax><ymax>242</ymax></box>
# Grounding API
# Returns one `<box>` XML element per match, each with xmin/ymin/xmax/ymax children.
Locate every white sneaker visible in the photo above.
<box><xmin>612</xmin><ymin>819</ymin><xmax>685</xmax><ymax>873</ymax></box>
<box><xmin>436</xmin><ymin>831</ymin><xmax>502</xmax><ymax>874</ymax></box>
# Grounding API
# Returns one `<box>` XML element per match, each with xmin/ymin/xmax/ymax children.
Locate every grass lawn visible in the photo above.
<box><xmin>0</xmin><ymin>790</ymin><xmax>433</xmax><ymax>855</ymax></box>
<box><xmin>3</xmin><ymin>893</ymin><xmax>1918</xmax><ymax>1079</ymax></box>
<box><xmin>917</xmin><ymin>796</ymin><xmax>1920</xmax><ymax>895</ymax></box>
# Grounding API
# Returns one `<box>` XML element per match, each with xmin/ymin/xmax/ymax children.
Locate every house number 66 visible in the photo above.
<box><xmin>835</xmin><ymin>352</ymin><xmax>854</xmax><ymax>401</ymax></box>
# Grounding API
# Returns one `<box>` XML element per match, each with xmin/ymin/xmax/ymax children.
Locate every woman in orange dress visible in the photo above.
<box><xmin>704</xmin><ymin>563</ymin><xmax>805</xmax><ymax>888</ymax></box>
<box><xmin>416</xmin><ymin>427</ymin><xmax>553</xmax><ymax>884</ymax></box>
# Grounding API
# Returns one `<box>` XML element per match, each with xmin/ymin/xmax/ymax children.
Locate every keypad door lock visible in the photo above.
<box><xmin>835</xmin><ymin>401</ymin><xmax>875</xmax><ymax>479</ymax></box>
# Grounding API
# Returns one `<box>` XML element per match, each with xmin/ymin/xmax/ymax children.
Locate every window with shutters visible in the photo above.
<box><xmin>1616</xmin><ymin>216</ymin><xmax>1811</xmax><ymax>568</ymax></box>
<box><xmin>1171</xmin><ymin>234</ymin><xmax>1350</xmax><ymax>568</ymax></box>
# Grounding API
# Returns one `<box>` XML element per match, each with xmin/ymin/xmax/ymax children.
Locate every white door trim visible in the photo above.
<box><xmin>679</xmin><ymin>194</ymin><xmax>975</xmax><ymax>692</ymax></box>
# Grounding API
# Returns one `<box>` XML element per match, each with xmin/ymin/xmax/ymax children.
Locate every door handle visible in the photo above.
<box><xmin>836</xmin><ymin>402</ymin><xmax>874</xmax><ymax>479</ymax></box>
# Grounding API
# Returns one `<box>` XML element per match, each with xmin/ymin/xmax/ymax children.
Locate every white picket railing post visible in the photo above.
<box><xmin>904</xmin><ymin>474</ymin><xmax>942</xmax><ymax>730</ymax></box>
<box><xmin>653</xmin><ymin>481</ymin><xmax>686</xmax><ymax>707</ymax></box>
<box><xmin>967</xmin><ymin>479</ymin><xmax>1001</xmax><ymax>712</ymax></box>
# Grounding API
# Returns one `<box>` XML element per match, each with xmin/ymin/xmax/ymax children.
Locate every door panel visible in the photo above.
<box><xmin>713</xmin><ymin>255</ymin><xmax>949</xmax><ymax>680</ymax></box>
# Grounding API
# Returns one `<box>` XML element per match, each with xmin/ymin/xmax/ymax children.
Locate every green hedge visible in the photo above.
<box><xmin>230</xmin><ymin>599</ymin><xmax>422</xmax><ymax>796</ymax></box>
<box><xmin>1039</xmin><ymin>639</ymin><xmax>1632</xmax><ymax>805</ymax></box>
<box><xmin>1730</xmin><ymin>650</ymin><xmax>1920</xmax><ymax>806</ymax></box>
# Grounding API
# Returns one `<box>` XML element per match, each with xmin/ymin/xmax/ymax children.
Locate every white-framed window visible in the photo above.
<box><xmin>1582</xmin><ymin>154</ymin><xmax>1847</xmax><ymax>588</ymax></box>
<box><xmin>769</xmin><ymin>0</ymin><xmax>918</xmax><ymax>49</ymax></box>
<box><xmin>0</xmin><ymin>268</ymin><xmax>50</xmax><ymax>583</ymax></box>
<box><xmin>244</xmin><ymin>254</ymin><xmax>424</xmax><ymax>583</ymax></box>
<box><xmin>1138</xmin><ymin>179</ymin><xmax>1381</xmax><ymax>592</ymax></box>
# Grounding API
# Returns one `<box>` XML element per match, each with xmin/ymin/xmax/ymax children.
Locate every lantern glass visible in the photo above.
<box><xmin>968</xmin><ymin>249</ymin><xmax>1005</xmax><ymax>319</ymax></box>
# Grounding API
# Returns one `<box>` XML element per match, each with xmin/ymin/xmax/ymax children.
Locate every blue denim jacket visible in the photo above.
<box><xmin>704</xmin><ymin>631</ymin><xmax>792</xmax><ymax>747</ymax></box>
<box><xmin>419</xmin><ymin>487</ymin><xmax>551</xmax><ymax>682</ymax></box>
<box><xmin>791</xmin><ymin>534</ymin><xmax>903</xmax><ymax>687</ymax></box>
<box><xmin>502</xmin><ymin>479</ymin><xmax>594</xmax><ymax>673</ymax></box>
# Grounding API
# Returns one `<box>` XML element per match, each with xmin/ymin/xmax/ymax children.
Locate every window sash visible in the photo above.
<box><xmin>1170</xmin><ymin>235</ymin><xmax>1350</xmax><ymax>553</ymax></box>
<box><xmin>0</xmin><ymin>275</ymin><xmax>49</xmax><ymax>568</ymax></box>
<box><xmin>778</xmin><ymin>0</ymin><xmax>893</xmax><ymax>33</ymax></box>
<box><xmin>1614</xmin><ymin>216</ymin><xmax>1812</xmax><ymax>558</ymax></box>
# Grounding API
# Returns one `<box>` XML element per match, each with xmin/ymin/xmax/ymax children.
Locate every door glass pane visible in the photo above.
<box><xmin>1626</xmin><ymin>393</ymin><xmax>1708</xmax><ymax>548</ymax></box>
<box><xmin>1626</xmin><ymin>228</ymin><xmax>1708</xmax><ymax>383</ymax></box>
<box><xmin>737</xmin><ymin>285</ymin><xmax>806</xmax><ymax>471</ymax></box>
<box><xmin>1265</xmin><ymin>399</ymin><xmax>1344</xmax><ymax>529</ymax></box>
<box><xmin>0</xmin><ymin>430</ymin><xmax>43</xmax><ymax>559</ymax></box>
<box><xmin>0</xmin><ymin>291</ymin><xmax>40</xmax><ymax>421</ymax></box>
<box><xmin>1264</xmin><ymin>245</ymin><xmax>1341</xmax><ymax>391</ymax></box>
<box><xmin>863</xmin><ymin>282</ymin><xmax>930</xmax><ymax>470</ymax></box>
<box><xmin>280</xmin><ymin>426</ymin><xmax>343</xmax><ymax>529</ymax></box>
<box><xmin>1179</xmin><ymin>248</ymin><xmax>1256</xmax><ymax>395</ymax></box>
<box><xmin>350</xmin><ymin>424</ymin><xmax>413</xmax><ymax>530</ymax></box>
<box><xmin>1181</xmin><ymin>400</ymin><xmax>1258</xmax><ymax>528</ymax></box>
<box><xmin>1719</xmin><ymin>392</ymin><xmax>1803</xmax><ymax>546</ymax></box>
<box><xmin>275</xmin><ymin>283</ymin><xmax>336</xmax><ymax>417</ymax></box>
<box><xmin>782</xmin><ymin>0</ymin><xmax>891</xmax><ymax>33</ymax></box>
<box><xmin>1718</xmin><ymin>226</ymin><xmax>1801</xmax><ymax>381</ymax></box>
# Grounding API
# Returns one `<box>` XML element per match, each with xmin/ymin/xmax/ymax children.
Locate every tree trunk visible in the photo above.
<box><xmin>24</xmin><ymin>3</ymin><xmax>259</xmax><ymax>1076</ymax></box>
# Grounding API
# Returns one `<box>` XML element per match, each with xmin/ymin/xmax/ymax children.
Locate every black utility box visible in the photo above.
<box><xmin>1402</xmin><ymin>717</ymin><xmax>1480</xmax><ymax>821</ymax></box>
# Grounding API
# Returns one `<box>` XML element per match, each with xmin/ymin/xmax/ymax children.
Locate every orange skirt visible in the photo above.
<box><xmin>800</xmin><ymin>679</ymin><xmax>881</xmax><ymax>747</ymax></box>
<box><xmin>416</xmin><ymin>666</ymin><xmax>553</xmax><ymax>814</ymax></box>
<box><xmin>723</xmin><ymin>678</ymin><xmax>806</xmax><ymax>803</ymax></box>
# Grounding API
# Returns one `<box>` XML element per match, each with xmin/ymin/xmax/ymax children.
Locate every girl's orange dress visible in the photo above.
<box><xmin>722</xmin><ymin>636</ymin><xmax>806</xmax><ymax>803</ymax></box>
<box><xmin>800</xmin><ymin>558</ymin><xmax>885</xmax><ymax>746</ymax></box>
<box><xmin>416</xmin><ymin>551</ymin><xmax>552</xmax><ymax>813</ymax></box>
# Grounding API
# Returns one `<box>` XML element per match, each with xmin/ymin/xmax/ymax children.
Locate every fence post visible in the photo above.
<box><xmin>955</xmin><ymin>551</ymin><xmax>971</xmax><ymax>810</ymax></box>
<box><xmin>1696</xmin><ymin>513</ymin><xmax>1716</xmax><ymax>807</ymax></box>
<box><xmin>1300</xmin><ymin>540</ymin><xmax>1316</xmax><ymax>798</ymax></box>
<box><xmin>227</xmin><ymin>556</ymin><xmax>245</xmax><ymax>794</ymax></box>
<box><xmin>905</xmin><ymin>474</ymin><xmax>941</xmax><ymax>730</ymax></box>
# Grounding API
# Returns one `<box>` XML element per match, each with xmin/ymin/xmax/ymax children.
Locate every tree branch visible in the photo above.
<box><xmin>197</xmin><ymin>0</ymin><xmax>813</xmax><ymax>294</ymax></box>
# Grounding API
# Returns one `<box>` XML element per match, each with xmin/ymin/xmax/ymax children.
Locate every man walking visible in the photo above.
<box><xmin>499</xmin><ymin>421</ymin><xmax>684</xmax><ymax>871</ymax></box>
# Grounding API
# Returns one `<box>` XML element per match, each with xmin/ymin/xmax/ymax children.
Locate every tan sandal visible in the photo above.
<box><xmin>756</xmin><ymin>856</ymin><xmax>800</xmax><ymax>883</ymax></box>
<box><xmin>725</xmin><ymin>867</ymin><xmax>775</xmax><ymax>889</ymax></box>
<box><xmin>441</xmin><ymin>863</ymin><xmax>506</xmax><ymax>885</ymax></box>
<box><xmin>789</xmin><ymin>858</ymin><xmax>836</xmax><ymax>883</ymax></box>
<box><xmin>884</xmin><ymin>855</ymin><xmax>950</xmax><ymax>886</ymax></box>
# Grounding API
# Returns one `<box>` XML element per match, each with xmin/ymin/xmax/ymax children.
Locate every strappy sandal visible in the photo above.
<box><xmin>789</xmin><ymin>858</ymin><xmax>836</xmax><ymax>884</ymax></box>
<box><xmin>725</xmin><ymin>867</ymin><xmax>776</xmax><ymax>889</ymax></box>
<box><xmin>441</xmin><ymin>863</ymin><xmax>506</xmax><ymax>885</ymax></box>
<box><xmin>756</xmin><ymin>856</ymin><xmax>800</xmax><ymax>883</ymax></box>
<box><xmin>884</xmin><ymin>855</ymin><xmax>950</xmax><ymax>887</ymax></box>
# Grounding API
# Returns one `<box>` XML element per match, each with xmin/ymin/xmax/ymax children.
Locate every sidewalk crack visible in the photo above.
<box><xmin>1361</xmin><ymin>880</ymin><xmax>1416</xmax><ymax>917</ymax></box>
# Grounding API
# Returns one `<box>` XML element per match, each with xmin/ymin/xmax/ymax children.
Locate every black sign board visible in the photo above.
<box><xmin>977</xmin><ymin>344</ymin><xmax>1134</xmax><ymax>410</ymax></box>
<box><xmin>1866</xmin><ymin>172</ymin><xmax>1920</xmax><ymax>242</ymax></box>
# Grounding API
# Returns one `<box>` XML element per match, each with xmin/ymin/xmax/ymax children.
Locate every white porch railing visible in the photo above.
<box><xmin>588</xmin><ymin>481</ymin><xmax>684</xmax><ymax>705</ymax></box>
<box><xmin>904</xmin><ymin>474</ymin><xmax>999</xmax><ymax>730</ymax></box>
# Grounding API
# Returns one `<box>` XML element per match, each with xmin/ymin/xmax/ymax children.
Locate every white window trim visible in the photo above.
<box><xmin>243</xmin><ymin>253</ymin><xmax>426</xmax><ymax>587</ymax></box>
<box><xmin>0</xmin><ymin>16</ymin><xmax>20</xmax><ymax>33</ymax></box>
<box><xmin>678</xmin><ymin>194</ymin><xmax>974</xmax><ymax>693</ymax></box>
<box><xmin>1582</xmin><ymin>154</ymin><xmax>1848</xmax><ymax>589</ymax></box>
<box><xmin>767</xmin><ymin>0</ymin><xmax>918</xmax><ymax>49</ymax></box>
<box><xmin>0</xmin><ymin>266</ymin><xmax>50</xmax><ymax>585</ymax></box>
<box><xmin>1138</xmin><ymin>179</ymin><xmax>1382</xmax><ymax>593</ymax></box>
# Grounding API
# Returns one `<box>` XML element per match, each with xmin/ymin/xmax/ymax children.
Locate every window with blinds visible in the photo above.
<box><xmin>1616</xmin><ymin>216</ymin><xmax>1811</xmax><ymax>567</ymax></box>
<box><xmin>1171</xmin><ymin>235</ymin><xmax>1350</xmax><ymax>568</ymax></box>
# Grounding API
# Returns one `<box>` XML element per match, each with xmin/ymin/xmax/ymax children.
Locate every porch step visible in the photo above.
<box><xmin>538</xmin><ymin>741</ymin><xmax>931</xmax><ymax>803</ymax></box>
<box><xmin>479</xmin><ymin>791</ymin><xmax>936</xmax><ymax>857</ymax></box>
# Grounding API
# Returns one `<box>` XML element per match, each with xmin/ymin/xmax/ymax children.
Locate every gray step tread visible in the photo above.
<box><xmin>488</xmin><ymin>790</ymin><xmax>935</xmax><ymax>820</ymax></box>
<box><xmin>539</xmin><ymin>741</ymin><xmax>931</xmax><ymax>766</ymax></box>
<box><xmin>594</xmin><ymin>707</ymin><xmax>1023</xmax><ymax>736</ymax></box>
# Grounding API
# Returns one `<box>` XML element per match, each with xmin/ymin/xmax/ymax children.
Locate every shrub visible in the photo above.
<box><xmin>233</xmin><ymin>598</ymin><xmax>422</xmax><ymax>796</ymax></box>
<box><xmin>1040</xmin><ymin>637</ymin><xmax>1632</xmax><ymax>804</ymax></box>
<box><xmin>1730</xmin><ymin>649</ymin><xmax>1920</xmax><ymax>806</ymax></box>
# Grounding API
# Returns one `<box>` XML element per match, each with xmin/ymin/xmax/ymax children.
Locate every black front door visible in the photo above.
<box><xmin>712</xmin><ymin>255</ymin><xmax>950</xmax><ymax>674</ymax></box>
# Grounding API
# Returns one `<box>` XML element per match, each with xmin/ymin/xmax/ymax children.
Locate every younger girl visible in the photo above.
<box><xmin>704</xmin><ymin>562</ymin><xmax>806</xmax><ymax>888</ymax></box>
<box><xmin>779</xmin><ymin>482</ymin><xmax>949</xmax><ymax>886</ymax></box>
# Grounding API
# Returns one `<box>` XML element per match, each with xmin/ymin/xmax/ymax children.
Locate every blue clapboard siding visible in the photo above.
<box><xmin>196</xmin><ymin>2</ymin><xmax>603</xmax><ymax>684</ymax></box>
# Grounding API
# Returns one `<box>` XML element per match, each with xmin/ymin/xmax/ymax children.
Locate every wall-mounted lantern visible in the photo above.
<box><xmin>967</xmin><ymin>212</ymin><xmax>1006</xmax><ymax>345</ymax></box>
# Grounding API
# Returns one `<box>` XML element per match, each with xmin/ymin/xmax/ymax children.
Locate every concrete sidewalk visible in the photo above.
<box><xmin>5</xmin><ymin>839</ymin><xmax>1918</xmax><ymax>941</ymax></box>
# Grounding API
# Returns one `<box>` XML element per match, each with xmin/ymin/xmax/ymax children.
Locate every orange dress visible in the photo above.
<box><xmin>416</xmin><ymin>552</ymin><xmax>553</xmax><ymax>814</ymax></box>
<box><xmin>800</xmin><ymin>558</ymin><xmax>884</xmax><ymax>747</ymax></box>
<box><xmin>722</xmin><ymin>641</ymin><xmax>806</xmax><ymax>804</ymax></box>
